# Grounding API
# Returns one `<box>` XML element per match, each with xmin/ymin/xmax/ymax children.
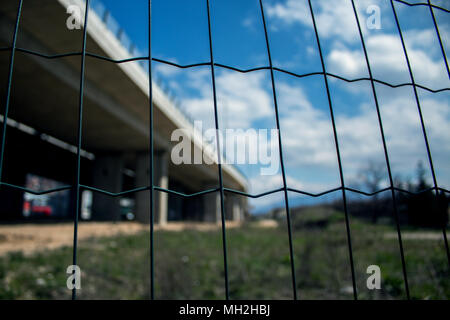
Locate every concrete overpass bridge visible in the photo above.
<box><xmin>0</xmin><ymin>0</ymin><xmax>247</xmax><ymax>224</ymax></box>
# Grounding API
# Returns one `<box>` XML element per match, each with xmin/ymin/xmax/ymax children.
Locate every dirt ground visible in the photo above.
<box><xmin>383</xmin><ymin>232</ymin><xmax>444</xmax><ymax>241</ymax></box>
<box><xmin>0</xmin><ymin>220</ymin><xmax>277</xmax><ymax>256</ymax></box>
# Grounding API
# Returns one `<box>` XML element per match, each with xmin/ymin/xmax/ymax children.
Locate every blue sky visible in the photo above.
<box><xmin>94</xmin><ymin>0</ymin><xmax>450</xmax><ymax>212</ymax></box>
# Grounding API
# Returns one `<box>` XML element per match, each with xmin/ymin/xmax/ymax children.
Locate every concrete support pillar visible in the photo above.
<box><xmin>225</xmin><ymin>195</ymin><xmax>233</xmax><ymax>221</ymax></box>
<box><xmin>203</xmin><ymin>183</ymin><xmax>221</xmax><ymax>224</ymax></box>
<box><xmin>134</xmin><ymin>152</ymin><xmax>149</xmax><ymax>224</ymax></box>
<box><xmin>135</xmin><ymin>151</ymin><xmax>169</xmax><ymax>225</ymax></box>
<box><xmin>91</xmin><ymin>154</ymin><xmax>124</xmax><ymax>221</ymax></box>
<box><xmin>232</xmin><ymin>196</ymin><xmax>243</xmax><ymax>221</ymax></box>
<box><xmin>155</xmin><ymin>151</ymin><xmax>169</xmax><ymax>225</ymax></box>
<box><xmin>225</xmin><ymin>195</ymin><xmax>243</xmax><ymax>221</ymax></box>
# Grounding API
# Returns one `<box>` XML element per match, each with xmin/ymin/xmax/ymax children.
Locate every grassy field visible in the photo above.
<box><xmin>0</xmin><ymin>216</ymin><xmax>448</xmax><ymax>300</ymax></box>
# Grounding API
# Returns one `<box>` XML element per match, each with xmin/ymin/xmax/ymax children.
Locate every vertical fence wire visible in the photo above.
<box><xmin>258</xmin><ymin>0</ymin><xmax>298</xmax><ymax>300</ymax></box>
<box><xmin>205</xmin><ymin>0</ymin><xmax>230</xmax><ymax>300</ymax></box>
<box><xmin>390</xmin><ymin>0</ymin><xmax>450</xmax><ymax>268</ymax></box>
<box><xmin>427</xmin><ymin>0</ymin><xmax>449</xmax><ymax>79</ymax></box>
<box><xmin>0</xmin><ymin>0</ymin><xmax>23</xmax><ymax>187</ymax></box>
<box><xmin>307</xmin><ymin>0</ymin><xmax>358</xmax><ymax>300</ymax></box>
<box><xmin>350</xmin><ymin>0</ymin><xmax>410</xmax><ymax>299</ymax></box>
<box><xmin>148</xmin><ymin>0</ymin><xmax>155</xmax><ymax>300</ymax></box>
<box><xmin>427</xmin><ymin>6</ymin><xmax>450</xmax><ymax>263</ymax></box>
<box><xmin>71</xmin><ymin>0</ymin><xmax>90</xmax><ymax>300</ymax></box>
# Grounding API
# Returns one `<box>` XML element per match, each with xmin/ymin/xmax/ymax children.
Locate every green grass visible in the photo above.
<box><xmin>0</xmin><ymin>218</ymin><xmax>448</xmax><ymax>300</ymax></box>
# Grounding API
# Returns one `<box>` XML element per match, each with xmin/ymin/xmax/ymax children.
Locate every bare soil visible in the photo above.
<box><xmin>0</xmin><ymin>220</ymin><xmax>263</xmax><ymax>256</ymax></box>
<box><xmin>383</xmin><ymin>232</ymin><xmax>444</xmax><ymax>241</ymax></box>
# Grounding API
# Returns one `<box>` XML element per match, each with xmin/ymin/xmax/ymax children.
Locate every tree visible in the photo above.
<box><xmin>357</xmin><ymin>160</ymin><xmax>387</xmax><ymax>223</ymax></box>
<box><xmin>405</xmin><ymin>161</ymin><xmax>448</xmax><ymax>228</ymax></box>
<box><xmin>357</xmin><ymin>160</ymin><xmax>386</xmax><ymax>194</ymax></box>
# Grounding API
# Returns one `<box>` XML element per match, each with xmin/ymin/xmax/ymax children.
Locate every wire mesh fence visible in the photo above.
<box><xmin>0</xmin><ymin>0</ymin><xmax>449</xmax><ymax>300</ymax></box>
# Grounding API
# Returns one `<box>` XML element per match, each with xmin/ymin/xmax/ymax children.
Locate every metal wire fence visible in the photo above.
<box><xmin>1</xmin><ymin>0</ymin><xmax>449</xmax><ymax>300</ymax></box>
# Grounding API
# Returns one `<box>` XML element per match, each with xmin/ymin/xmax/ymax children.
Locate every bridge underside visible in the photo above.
<box><xmin>0</xmin><ymin>124</ymin><xmax>245</xmax><ymax>223</ymax></box>
<box><xmin>0</xmin><ymin>0</ymin><xmax>247</xmax><ymax>223</ymax></box>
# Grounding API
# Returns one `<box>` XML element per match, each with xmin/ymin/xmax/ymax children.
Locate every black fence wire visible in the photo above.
<box><xmin>0</xmin><ymin>0</ymin><xmax>449</xmax><ymax>300</ymax></box>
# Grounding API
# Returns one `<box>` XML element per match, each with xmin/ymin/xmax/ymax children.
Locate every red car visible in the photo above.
<box><xmin>23</xmin><ymin>201</ymin><xmax>52</xmax><ymax>217</ymax></box>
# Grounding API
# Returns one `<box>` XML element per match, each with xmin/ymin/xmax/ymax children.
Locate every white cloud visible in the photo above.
<box><xmin>247</xmin><ymin>173</ymin><xmax>320</xmax><ymax>209</ymax></box>
<box><xmin>249</xmin><ymin>174</ymin><xmax>283</xmax><ymax>195</ymax></box>
<box><xmin>327</xmin><ymin>32</ymin><xmax>450</xmax><ymax>89</ymax></box>
<box><xmin>266</xmin><ymin>0</ymin><xmax>361</xmax><ymax>43</ymax></box>
<box><xmin>265</xmin><ymin>0</ymin><xmax>449</xmax><ymax>91</ymax></box>
<box><xmin>242</xmin><ymin>16</ymin><xmax>256</xmax><ymax>31</ymax></box>
<box><xmin>183</xmin><ymin>70</ymin><xmax>274</xmax><ymax>129</ymax></box>
<box><xmin>249</xmin><ymin>172</ymin><xmax>323</xmax><ymax>195</ymax></box>
<box><xmin>266</xmin><ymin>0</ymin><xmax>311</xmax><ymax>25</ymax></box>
<box><xmin>277</xmin><ymin>82</ymin><xmax>338</xmax><ymax>168</ymax></box>
<box><xmin>154</xmin><ymin>63</ymin><xmax>181</xmax><ymax>77</ymax></box>
<box><xmin>327</xmin><ymin>49</ymin><xmax>367</xmax><ymax>78</ymax></box>
<box><xmin>217</xmin><ymin>72</ymin><xmax>274</xmax><ymax>127</ymax></box>
<box><xmin>276</xmin><ymin>81</ymin><xmax>450</xmax><ymax>187</ymax></box>
<box><xmin>246</xmin><ymin>174</ymin><xmax>283</xmax><ymax>209</ymax></box>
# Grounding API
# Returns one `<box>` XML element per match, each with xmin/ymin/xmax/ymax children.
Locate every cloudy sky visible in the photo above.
<box><xmin>98</xmin><ymin>0</ymin><xmax>450</xmax><ymax>212</ymax></box>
